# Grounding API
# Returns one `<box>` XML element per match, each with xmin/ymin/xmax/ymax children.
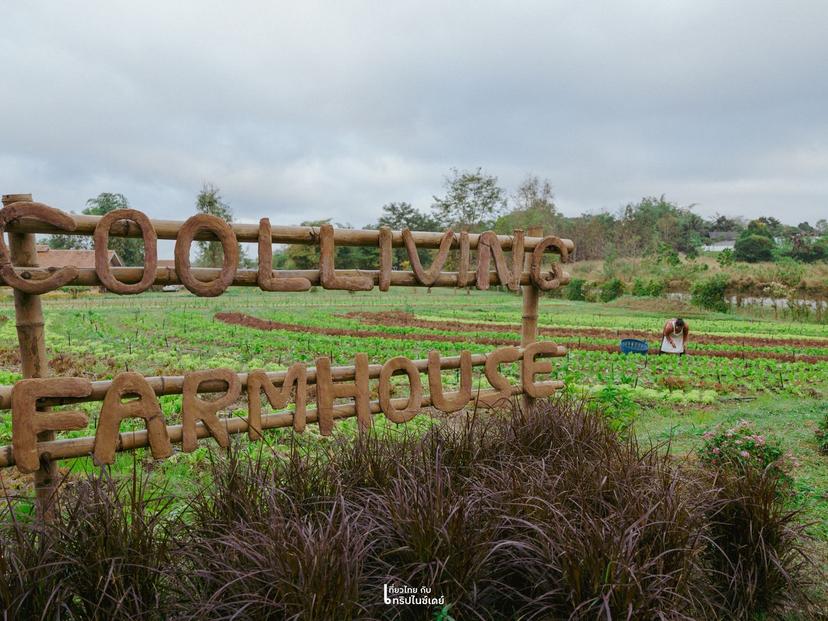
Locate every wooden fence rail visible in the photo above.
<box><xmin>0</xmin><ymin>194</ymin><xmax>573</xmax><ymax>520</ymax></box>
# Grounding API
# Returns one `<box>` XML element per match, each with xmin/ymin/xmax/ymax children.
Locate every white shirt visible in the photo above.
<box><xmin>660</xmin><ymin>322</ymin><xmax>685</xmax><ymax>353</ymax></box>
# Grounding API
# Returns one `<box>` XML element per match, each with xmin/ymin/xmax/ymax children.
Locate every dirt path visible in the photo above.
<box><xmin>215</xmin><ymin>312</ymin><xmax>828</xmax><ymax>364</ymax></box>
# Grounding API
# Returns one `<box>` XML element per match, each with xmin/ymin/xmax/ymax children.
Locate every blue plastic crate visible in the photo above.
<box><xmin>620</xmin><ymin>338</ymin><xmax>649</xmax><ymax>354</ymax></box>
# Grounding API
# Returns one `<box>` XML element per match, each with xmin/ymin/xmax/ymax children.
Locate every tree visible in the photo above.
<box><xmin>377</xmin><ymin>202</ymin><xmax>439</xmax><ymax>269</ymax></box>
<box><xmin>282</xmin><ymin>219</ymin><xmax>378</xmax><ymax>270</ymax></box>
<box><xmin>194</xmin><ymin>184</ymin><xmax>250</xmax><ymax>268</ymax></box>
<box><xmin>733</xmin><ymin>234</ymin><xmax>775</xmax><ymax>262</ymax></box>
<box><xmin>85</xmin><ymin>193</ymin><xmax>146</xmax><ymax>265</ymax></box>
<box><xmin>494</xmin><ymin>175</ymin><xmax>559</xmax><ymax>234</ymax></box>
<box><xmin>378</xmin><ymin>202</ymin><xmax>440</xmax><ymax>231</ymax></box>
<box><xmin>48</xmin><ymin>192</ymin><xmax>146</xmax><ymax>265</ymax></box>
<box><xmin>431</xmin><ymin>168</ymin><xmax>507</xmax><ymax>231</ymax></box>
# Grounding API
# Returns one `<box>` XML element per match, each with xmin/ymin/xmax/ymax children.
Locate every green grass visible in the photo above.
<box><xmin>1</xmin><ymin>287</ymin><xmax>826</xmax><ymax>553</ymax></box>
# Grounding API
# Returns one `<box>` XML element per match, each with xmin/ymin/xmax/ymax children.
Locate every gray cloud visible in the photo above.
<box><xmin>2</xmin><ymin>0</ymin><xmax>827</xmax><ymax>236</ymax></box>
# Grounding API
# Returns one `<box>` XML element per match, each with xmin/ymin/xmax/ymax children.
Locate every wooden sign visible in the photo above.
<box><xmin>0</xmin><ymin>195</ymin><xmax>574</xmax><ymax>518</ymax></box>
<box><xmin>4</xmin><ymin>345</ymin><xmax>565</xmax><ymax>473</ymax></box>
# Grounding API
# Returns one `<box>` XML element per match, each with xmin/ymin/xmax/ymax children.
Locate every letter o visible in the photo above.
<box><xmin>379</xmin><ymin>356</ymin><xmax>423</xmax><ymax>424</ymax></box>
<box><xmin>94</xmin><ymin>209</ymin><xmax>157</xmax><ymax>294</ymax></box>
<box><xmin>174</xmin><ymin>214</ymin><xmax>239</xmax><ymax>297</ymax></box>
<box><xmin>0</xmin><ymin>202</ymin><xmax>79</xmax><ymax>294</ymax></box>
<box><xmin>530</xmin><ymin>236</ymin><xmax>569</xmax><ymax>291</ymax></box>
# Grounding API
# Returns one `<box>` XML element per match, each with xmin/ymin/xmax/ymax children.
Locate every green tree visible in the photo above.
<box><xmin>431</xmin><ymin>167</ymin><xmax>506</xmax><ymax>231</ymax></box>
<box><xmin>744</xmin><ymin>219</ymin><xmax>775</xmax><ymax>240</ymax></box>
<box><xmin>281</xmin><ymin>220</ymin><xmax>378</xmax><ymax>270</ymax></box>
<box><xmin>377</xmin><ymin>202</ymin><xmax>440</xmax><ymax>231</ymax></box>
<box><xmin>194</xmin><ymin>184</ymin><xmax>250</xmax><ymax>268</ymax></box>
<box><xmin>85</xmin><ymin>193</ymin><xmax>146</xmax><ymax>265</ymax></box>
<box><xmin>733</xmin><ymin>234</ymin><xmax>775</xmax><ymax>262</ymax></box>
<box><xmin>48</xmin><ymin>192</ymin><xmax>146</xmax><ymax>265</ymax></box>
<box><xmin>494</xmin><ymin>175</ymin><xmax>559</xmax><ymax>234</ymax></box>
<box><xmin>377</xmin><ymin>202</ymin><xmax>439</xmax><ymax>269</ymax></box>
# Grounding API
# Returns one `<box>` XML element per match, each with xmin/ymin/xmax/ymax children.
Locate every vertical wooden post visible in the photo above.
<box><xmin>3</xmin><ymin>193</ymin><xmax>57</xmax><ymax>518</ymax></box>
<box><xmin>521</xmin><ymin>227</ymin><xmax>543</xmax><ymax>412</ymax></box>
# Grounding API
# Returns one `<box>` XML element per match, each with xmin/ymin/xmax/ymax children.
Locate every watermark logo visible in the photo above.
<box><xmin>383</xmin><ymin>583</ymin><xmax>445</xmax><ymax>607</ymax></box>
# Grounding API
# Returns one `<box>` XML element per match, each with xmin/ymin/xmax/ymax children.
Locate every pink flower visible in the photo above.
<box><xmin>739</xmin><ymin>450</ymin><xmax>750</xmax><ymax>458</ymax></box>
<box><xmin>702</xmin><ymin>431</ymin><xmax>714</xmax><ymax>440</ymax></box>
<box><xmin>711</xmin><ymin>447</ymin><xmax>720</xmax><ymax>455</ymax></box>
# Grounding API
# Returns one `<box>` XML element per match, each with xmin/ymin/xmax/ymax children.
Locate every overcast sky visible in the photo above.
<box><xmin>2</xmin><ymin>1</ymin><xmax>827</xmax><ymax>233</ymax></box>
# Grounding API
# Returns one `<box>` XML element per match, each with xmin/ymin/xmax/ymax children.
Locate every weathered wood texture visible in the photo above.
<box><xmin>0</xmin><ymin>347</ymin><xmax>565</xmax><ymax>467</ymax></box>
<box><xmin>4</xmin><ymin>209</ymin><xmax>575</xmax><ymax>252</ymax></box>
<box><xmin>0</xmin><ymin>353</ymin><xmax>488</xmax><ymax>410</ymax></box>
<box><xmin>2</xmin><ymin>194</ymin><xmax>59</xmax><ymax>514</ymax></box>
<box><xmin>0</xmin><ymin>388</ymin><xmax>508</xmax><ymax>468</ymax></box>
<box><xmin>1</xmin><ymin>266</ymin><xmax>571</xmax><ymax>289</ymax></box>
<box><xmin>521</xmin><ymin>227</ymin><xmax>543</xmax><ymax>411</ymax></box>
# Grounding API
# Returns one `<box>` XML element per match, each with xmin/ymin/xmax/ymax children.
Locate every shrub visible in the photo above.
<box><xmin>698</xmin><ymin>419</ymin><xmax>789</xmax><ymax>480</ymax></box>
<box><xmin>599</xmin><ymin>277</ymin><xmax>624</xmax><ymax>302</ymax></box>
<box><xmin>0</xmin><ymin>400</ymin><xmax>815</xmax><ymax>620</ymax></box>
<box><xmin>704</xmin><ymin>467</ymin><xmax>810</xmax><ymax>618</ymax></box>
<box><xmin>734</xmin><ymin>234</ymin><xmax>775</xmax><ymax>262</ymax></box>
<box><xmin>716</xmin><ymin>247</ymin><xmax>734</xmax><ymax>267</ymax></box>
<box><xmin>691</xmin><ymin>273</ymin><xmax>730</xmax><ymax>312</ymax></box>
<box><xmin>632</xmin><ymin>278</ymin><xmax>666</xmax><ymax>297</ymax></box>
<box><xmin>565</xmin><ymin>278</ymin><xmax>586</xmax><ymax>301</ymax></box>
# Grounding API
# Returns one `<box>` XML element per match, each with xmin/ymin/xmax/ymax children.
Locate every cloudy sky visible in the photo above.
<box><xmin>2</xmin><ymin>1</ymin><xmax>827</xmax><ymax>233</ymax></box>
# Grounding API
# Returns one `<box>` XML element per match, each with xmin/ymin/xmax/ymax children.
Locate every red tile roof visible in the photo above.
<box><xmin>33</xmin><ymin>247</ymin><xmax>123</xmax><ymax>269</ymax></box>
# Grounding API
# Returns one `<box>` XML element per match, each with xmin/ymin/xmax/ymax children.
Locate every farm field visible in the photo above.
<box><xmin>1</xmin><ymin>287</ymin><xmax>827</xmax><ymax>549</ymax></box>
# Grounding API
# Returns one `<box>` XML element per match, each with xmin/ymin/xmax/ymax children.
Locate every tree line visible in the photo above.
<box><xmin>48</xmin><ymin>169</ymin><xmax>828</xmax><ymax>268</ymax></box>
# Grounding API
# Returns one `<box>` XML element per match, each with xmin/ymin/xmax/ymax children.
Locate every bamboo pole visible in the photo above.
<box><xmin>0</xmin><ymin>352</ymin><xmax>491</xmax><ymax>410</ymax></box>
<box><xmin>1</xmin><ymin>266</ymin><xmax>571</xmax><ymax>290</ymax></box>
<box><xmin>3</xmin><ymin>193</ymin><xmax>57</xmax><ymax>518</ymax></box>
<box><xmin>4</xmin><ymin>210</ymin><xmax>575</xmax><ymax>253</ymax></box>
<box><xmin>0</xmin><ymin>386</ymin><xmax>529</xmax><ymax>467</ymax></box>
<box><xmin>521</xmin><ymin>227</ymin><xmax>543</xmax><ymax>412</ymax></box>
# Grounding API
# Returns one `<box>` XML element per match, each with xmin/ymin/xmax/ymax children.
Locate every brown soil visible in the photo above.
<box><xmin>215</xmin><ymin>312</ymin><xmax>828</xmax><ymax>364</ymax></box>
<box><xmin>342</xmin><ymin>311</ymin><xmax>828</xmax><ymax>351</ymax></box>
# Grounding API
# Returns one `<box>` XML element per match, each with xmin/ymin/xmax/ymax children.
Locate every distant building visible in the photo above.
<box><xmin>35</xmin><ymin>245</ymin><xmax>123</xmax><ymax>268</ymax></box>
<box><xmin>701</xmin><ymin>241</ymin><xmax>735</xmax><ymax>253</ymax></box>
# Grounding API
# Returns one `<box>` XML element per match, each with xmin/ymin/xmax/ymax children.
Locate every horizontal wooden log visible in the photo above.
<box><xmin>0</xmin><ymin>352</ymin><xmax>494</xmax><ymax>410</ymax></box>
<box><xmin>0</xmin><ymin>266</ymin><xmax>572</xmax><ymax>290</ymax></box>
<box><xmin>0</xmin><ymin>386</ymin><xmax>547</xmax><ymax>467</ymax></box>
<box><xmin>5</xmin><ymin>212</ymin><xmax>574</xmax><ymax>252</ymax></box>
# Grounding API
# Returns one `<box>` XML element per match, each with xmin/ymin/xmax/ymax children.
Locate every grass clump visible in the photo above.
<box><xmin>0</xmin><ymin>398</ymin><xmax>818</xmax><ymax>619</ymax></box>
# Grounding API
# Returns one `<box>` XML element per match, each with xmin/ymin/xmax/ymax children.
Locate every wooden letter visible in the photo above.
<box><xmin>403</xmin><ymin>228</ymin><xmax>453</xmax><ymax>286</ymax></box>
<box><xmin>315</xmin><ymin>354</ymin><xmax>370</xmax><ymax>434</ymax></box>
<box><xmin>427</xmin><ymin>350</ymin><xmax>472</xmax><ymax>413</ymax></box>
<box><xmin>174</xmin><ymin>214</ymin><xmax>239</xmax><ymax>297</ymax></box>
<box><xmin>530</xmin><ymin>236</ymin><xmax>570</xmax><ymax>291</ymax></box>
<box><xmin>457</xmin><ymin>231</ymin><xmax>471</xmax><ymax>288</ymax></box>
<box><xmin>0</xmin><ymin>202</ymin><xmax>79</xmax><ymax>294</ymax></box>
<box><xmin>479</xmin><ymin>346</ymin><xmax>522</xmax><ymax>407</ymax></box>
<box><xmin>319</xmin><ymin>224</ymin><xmax>373</xmax><ymax>291</ymax></box>
<box><xmin>257</xmin><ymin>218</ymin><xmax>311</xmax><ymax>292</ymax></box>
<box><xmin>93</xmin><ymin>372</ymin><xmax>171</xmax><ymax>464</ymax></box>
<box><xmin>94</xmin><ymin>209</ymin><xmax>158</xmax><ymax>294</ymax></box>
<box><xmin>378</xmin><ymin>226</ymin><xmax>392</xmax><ymax>292</ymax></box>
<box><xmin>522</xmin><ymin>342</ymin><xmax>566</xmax><ymax>398</ymax></box>
<box><xmin>246</xmin><ymin>364</ymin><xmax>307</xmax><ymax>439</ymax></box>
<box><xmin>379</xmin><ymin>356</ymin><xmax>423</xmax><ymax>424</ymax></box>
<box><xmin>12</xmin><ymin>378</ymin><xmax>91</xmax><ymax>474</ymax></box>
<box><xmin>476</xmin><ymin>231</ymin><xmax>523</xmax><ymax>292</ymax></box>
<box><xmin>181</xmin><ymin>369</ymin><xmax>241</xmax><ymax>452</ymax></box>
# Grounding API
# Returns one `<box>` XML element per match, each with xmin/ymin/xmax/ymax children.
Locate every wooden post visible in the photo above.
<box><xmin>521</xmin><ymin>227</ymin><xmax>543</xmax><ymax>412</ymax></box>
<box><xmin>3</xmin><ymin>193</ymin><xmax>57</xmax><ymax>518</ymax></box>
